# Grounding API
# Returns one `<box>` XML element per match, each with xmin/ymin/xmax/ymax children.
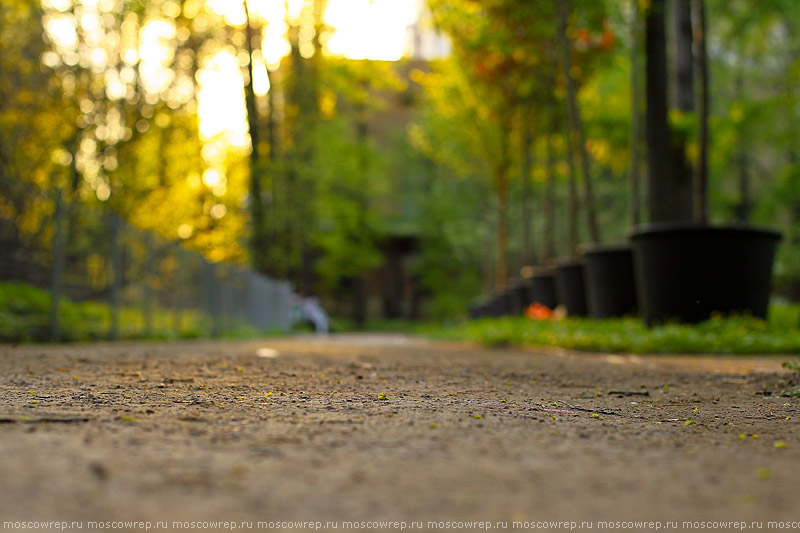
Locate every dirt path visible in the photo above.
<box><xmin>0</xmin><ymin>336</ymin><xmax>798</xmax><ymax>532</ymax></box>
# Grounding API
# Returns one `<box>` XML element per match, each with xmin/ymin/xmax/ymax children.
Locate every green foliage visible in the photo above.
<box><xmin>0</xmin><ymin>0</ymin><xmax>76</xmax><ymax>251</ymax></box>
<box><xmin>783</xmin><ymin>360</ymin><xmax>800</xmax><ymax>374</ymax></box>
<box><xmin>412</xmin><ymin>174</ymin><xmax>486</xmax><ymax>319</ymax></box>
<box><xmin>442</xmin><ymin>304</ymin><xmax>800</xmax><ymax>354</ymax></box>
<box><xmin>0</xmin><ymin>282</ymin><xmax>208</xmax><ymax>343</ymax></box>
<box><xmin>310</xmin><ymin>113</ymin><xmax>386</xmax><ymax>289</ymax></box>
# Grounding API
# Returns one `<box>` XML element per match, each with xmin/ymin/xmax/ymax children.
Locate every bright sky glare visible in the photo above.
<box><xmin>206</xmin><ymin>0</ymin><xmax>420</xmax><ymax>63</ymax></box>
<box><xmin>199</xmin><ymin>0</ymin><xmax>421</xmax><ymax>146</ymax></box>
<box><xmin>325</xmin><ymin>0</ymin><xmax>420</xmax><ymax>61</ymax></box>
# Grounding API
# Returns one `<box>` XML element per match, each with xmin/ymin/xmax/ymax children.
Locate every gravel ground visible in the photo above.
<box><xmin>0</xmin><ymin>335</ymin><xmax>799</xmax><ymax>532</ymax></box>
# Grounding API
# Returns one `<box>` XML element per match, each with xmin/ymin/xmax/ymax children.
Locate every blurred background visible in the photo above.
<box><xmin>2</xmin><ymin>0</ymin><xmax>799</xmax><ymax>341</ymax></box>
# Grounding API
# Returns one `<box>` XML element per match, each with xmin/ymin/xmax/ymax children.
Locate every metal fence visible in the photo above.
<box><xmin>1</xmin><ymin>189</ymin><xmax>291</xmax><ymax>342</ymax></box>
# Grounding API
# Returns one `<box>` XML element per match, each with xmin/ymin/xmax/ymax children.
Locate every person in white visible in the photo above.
<box><xmin>301</xmin><ymin>295</ymin><xmax>329</xmax><ymax>334</ymax></box>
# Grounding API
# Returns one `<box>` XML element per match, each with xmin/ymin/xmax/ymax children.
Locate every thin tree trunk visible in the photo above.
<box><xmin>693</xmin><ymin>0</ymin><xmax>709</xmax><ymax>223</ymax></box>
<box><xmin>266</xmin><ymin>67</ymin><xmax>280</xmax><ymax>275</ymax></box>
<box><xmin>496</xmin><ymin>175</ymin><xmax>509</xmax><ymax>290</ymax></box>
<box><xmin>630</xmin><ymin>0</ymin><xmax>643</xmax><ymax>226</ymax></box>
<box><xmin>352</xmin><ymin>107</ymin><xmax>371</xmax><ymax>325</ymax></box>
<box><xmin>158</xmin><ymin>123</ymin><xmax>169</xmax><ymax>187</ymax></box>
<box><xmin>734</xmin><ymin>67</ymin><xmax>750</xmax><ymax>222</ymax></box>
<box><xmin>495</xmin><ymin>149</ymin><xmax>510</xmax><ymax>289</ymax></box>
<box><xmin>737</xmin><ymin>151</ymin><xmax>750</xmax><ymax>222</ymax></box>
<box><xmin>563</xmin><ymin>101</ymin><xmax>580</xmax><ymax>254</ymax></box>
<box><xmin>668</xmin><ymin>0</ymin><xmax>696</xmax><ymax>222</ymax></box>
<box><xmin>143</xmin><ymin>233</ymin><xmax>153</xmax><ymax>337</ymax></box>
<box><xmin>520</xmin><ymin>117</ymin><xmax>535</xmax><ymax>266</ymax></box>
<box><xmin>558</xmin><ymin>0</ymin><xmax>600</xmax><ymax>243</ymax></box>
<box><xmin>263</xmin><ymin>7</ymin><xmax>278</xmax><ymax>257</ymax></box>
<box><xmin>299</xmin><ymin>1</ymin><xmax>326</xmax><ymax>293</ymax></box>
<box><xmin>109</xmin><ymin>212</ymin><xmax>122</xmax><ymax>341</ymax></box>
<box><xmin>543</xmin><ymin>107</ymin><xmax>557</xmax><ymax>261</ymax></box>
<box><xmin>49</xmin><ymin>189</ymin><xmax>67</xmax><ymax>342</ymax></box>
<box><xmin>645</xmin><ymin>0</ymin><xmax>677</xmax><ymax>223</ymax></box>
<box><xmin>243</xmin><ymin>1</ymin><xmax>266</xmax><ymax>273</ymax></box>
<box><xmin>267</xmin><ymin>71</ymin><xmax>277</xmax><ymax>162</ymax></box>
<box><xmin>480</xmin><ymin>186</ymin><xmax>494</xmax><ymax>296</ymax></box>
<box><xmin>673</xmin><ymin>0</ymin><xmax>695</xmax><ymax>112</ymax></box>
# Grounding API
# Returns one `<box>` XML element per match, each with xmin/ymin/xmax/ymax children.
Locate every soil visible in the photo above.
<box><xmin>1</xmin><ymin>335</ymin><xmax>799</xmax><ymax>531</ymax></box>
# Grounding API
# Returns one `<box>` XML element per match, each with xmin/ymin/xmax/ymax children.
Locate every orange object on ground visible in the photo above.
<box><xmin>526</xmin><ymin>302</ymin><xmax>553</xmax><ymax>321</ymax></box>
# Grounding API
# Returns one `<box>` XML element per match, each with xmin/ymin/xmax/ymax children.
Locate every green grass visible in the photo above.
<box><xmin>6</xmin><ymin>279</ymin><xmax>800</xmax><ymax>354</ymax></box>
<box><xmin>435</xmin><ymin>303</ymin><xmax>800</xmax><ymax>355</ymax></box>
<box><xmin>0</xmin><ymin>281</ymin><xmax>209</xmax><ymax>342</ymax></box>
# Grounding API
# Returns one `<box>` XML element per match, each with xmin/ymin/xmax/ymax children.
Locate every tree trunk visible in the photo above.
<box><xmin>109</xmin><ymin>212</ymin><xmax>122</xmax><ymax>341</ymax></box>
<box><xmin>495</xmin><ymin>160</ymin><xmax>510</xmax><ymax>290</ymax></box>
<box><xmin>243</xmin><ymin>1</ymin><xmax>267</xmax><ymax>273</ymax></box>
<box><xmin>563</xmin><ymin>101</ymin><xmax>580</xmax><ymax>254</ymax></box>
<box><xmin>646</xmin><ymin>0</ymin><xmax>685</xmax><ymax>223</ymax></box>
<box><xmin>693</xmin><ymin>0</ymin><xmax>709</xmax><ymax>223</ymax></box>
<box><xmin>735</xmin><ymin>69</ymin><xmax>750</xmax><ymax>222</ymax></box>
<box><xmin>297</xmin><ymin>0</ymin><xmax>325</xmax><ymax>292</ymax></box>
<box><xmin>630</xmin><ymin>0</ymin><xmax>643</xmax><ymax>226</ymax></box>
<box><xmin>673</xmin><ymin>0</ymin><xmax>695</xmax><ymax>112</ymax></box>
<box><xmin>736</xmin><ymin>150</ymin><xmax>750</xmax><ymax>222</ymax></box>
<box><xmin>49</xmin><ymin>189</ymin><xmax>67</xmax><ymax>342</ymax></box>
<box><xmin>481</xmin><ymin>191</ymin><xmax>494</xmax><ymax>296</ymax></box>
<box><xmin>668</xmin><ymin>0</ymin><xmax>696</xmax><ymax>222</ymax></box>
<box><xmin>558</xmin><ymin>0</ymin><xmax>600</xmax><ymax>243</ymax></box>
<box><xmin>543</xmin><ymin>107</ymin><xmax>558</xmax><ymax>261</ymax></box>
<box><xmin>520</xmin><ymin>117</ymin><xmax>535</xmax><ymax>267</ymax></box>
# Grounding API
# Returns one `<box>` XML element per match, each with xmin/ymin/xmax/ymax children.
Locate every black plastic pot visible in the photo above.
<box><xmin>468</xmin><ymin>303</ymin><xmax>488</xmax><ymax>319</ymax></box>
<box><xmin>554</xmin><ymin>259</ymin><xmax>589</xmax><ymax>317</ymax></box>
<box><xmin>528</xmin><ymin>270</ymin><xmax>559</xmax><ymax>309</ymax></box>
<box><xmin>630</xmin><ymin>223</ymin><xmax>782</xmax><ymax>325</ymax></box>
<box><xmin>582</xmin><ymin>244</ymin><xmax>638</xmax><ymax>318</ymax></box>
<box><xmin>486</xmin><ymin>291</ymin><xmax>514</xmax><ymax>317</ymax></box>
<box><xmin>508</xmin><ymin>279</ymin><xmax>534</xmax><ymax>314</ymax></box>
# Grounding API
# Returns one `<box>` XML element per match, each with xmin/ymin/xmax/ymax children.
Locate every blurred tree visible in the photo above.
<box><xmin>0</xmin><ymin>0</ymin><xmax>75</xmax><ymax>249</ymax></box>
<box><xmin>558</xmin><ymin>0</ymin><xmax>600</xmax><ymax>244</ymax></box>
<box><xmin>242</xmin><ymin>0</ymin><xmax>268</xmax><ymax>274</ymax></box>
<box><xmin>1</xmin><ymin>0</ymin><xmax>79</xmax><ymax>340</ymax></box>
<box><xmin>313</xmin><ymin>58</ymin><xmax>404</xmax><ymax>324</ymax></box>
<box><xmin>426</xmin><ymin>0</ymin><xmax>545</xmax><ymax>288</ymax></box>
<box><xmin>410</xmin><ymin>58</ymin><xmax>497</xmax><ymax>296</ymax></box>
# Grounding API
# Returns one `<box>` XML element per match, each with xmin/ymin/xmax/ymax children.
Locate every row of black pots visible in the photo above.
<box><xmin>469</xmin><ymin>267</ymin><xmax>578</xmax><ymax>320</ymax></box>
<box><xmin>469</xmin><ymin>275</ymin><xmax>547</xmax><ymax>319</ymax></box>
<box><xmin>538</xmin><ymin>249</ymin><xmax>638</xmax><ymax>319</ymax></box>
<box><xmin>470</xmin><ymin>223</ymin><xmax>782</xmax><ymax>325</ymax></box>
<box><xmin>558</xmin><ymin>245</ymin><xmax>640</xmax><ymax>319</ymax></box>
<box><xmin>470</xmin><ymin>249</ymin><xmax>638</xmax><ymax>320</ymax></box>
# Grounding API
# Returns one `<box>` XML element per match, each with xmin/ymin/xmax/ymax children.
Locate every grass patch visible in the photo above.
<box><xmin>436</xmin><ymin>303</ymin><xmax>800</xmax><ymax>355</ymax></box>
<box><xmin>0</xmin><ymin>281</ymin><xmax>238</xmax><ymax>342</ymax></box>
